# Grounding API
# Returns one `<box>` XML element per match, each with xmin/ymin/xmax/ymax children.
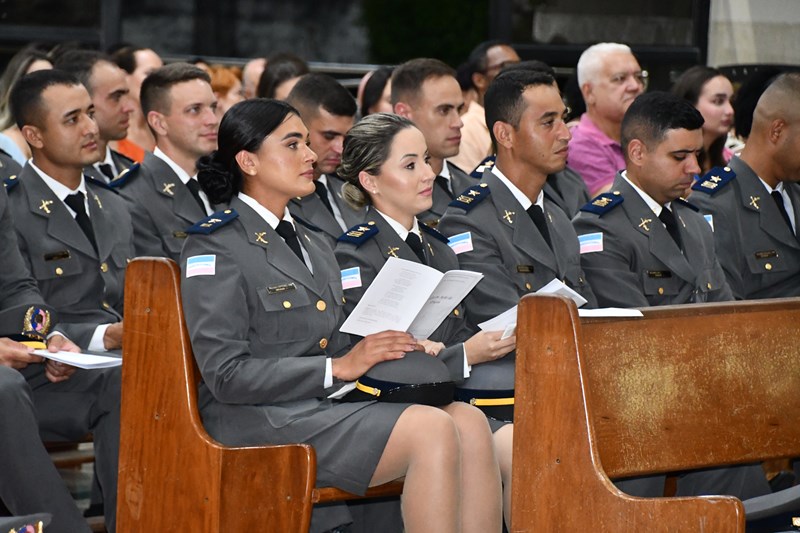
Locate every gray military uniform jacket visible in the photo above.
<box><xmin>545</xmin><ymin>167</ymin><xmax>590</xmax><ymax>219</ymax></box>
<box><xmin>419</xmin><ymin>161</ymin><xmax>478</xmax><ymax>226</ymax></box>
<box><xmin>690</xmin><ymin>157</ymin><xmax>800</xmax><ymax>300</ymax></box>
<box><xmin>0</xmin><ymin>149</ymin><xmax>22</xmax><ymax>183</ymax></box>
<box><xmin>289</xmin><ymin>174</ymin><xmax>366</xmax><ymax>248</ymax></box>
<box><xmin>117</xmin><ymin>151</ymin><xmax>210</xmax><ymax>262</ymax></box>
<box><xmin>572</xmin><ymin>173</ymin><xmax>733</xmax><ymax>307</ymax></box>
<box><xmin>83</xmin><ymin>148</ymin><xmax>134</xmax><ymax>184</ymax></box>
<box><xmin>438</xmin><ymin>169</ymin><xmax>596</xmax><ymax>332</ymax></box>
<box><xmin>334</xmin><ymin>207</ymin><xmax>471</xmax><ymax>382</ymax></box>
<box><xmin>7</xmin><ymin>164</ymin><xmax>132</xmax><ymax>348</ymax></box>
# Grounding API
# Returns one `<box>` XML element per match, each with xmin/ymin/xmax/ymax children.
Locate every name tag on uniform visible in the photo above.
<box><xmin>516</xmin><ymin>265</ymin><xmax>534</xmax><ymax>273</ymax></box>
<box><xmin>267</xmin><ymin>283</ymin><xmax>296</xmax><ymax>294</ymax></box>
<box><xmin>754</xmin><ymin>250</ymin><xmax>777</xmax><ymax>259</ymax></box>
<box><xmin>447</xmin><ymin>232</ymin><xmax>473</xmax><ymax>255</ymax></box>
<box><xmin>647</xmin><ymin>270</ymin><xmax>672</xmax><ymax>278</ymax></box>
<box><xmin>44</xmin><ymin>250</ymin><xmax>70</xmax><ymax>261</ymax></box>
<box><xmin>341</xmin><ymin>267</ymin><xmax>362</xmax><ymax>290</ymax></box>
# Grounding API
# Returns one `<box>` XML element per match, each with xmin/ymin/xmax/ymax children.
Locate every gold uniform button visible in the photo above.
<box><xmin>319</xmin><ymin>338</ymin><xmax>328</xmax><ymax>349</ymax></box>
<box><xmin>55</xmin><ymin>267</ymin><xmax>64</xmax><ymax>276</ymax></box>
<box><xmin>282</xmin><ymin>301</ymin><xmax>292</xmax><ymax>309</ymax></box>
<box><xmin>100</xmin><ymin>262</ymin><xmax>108</xmax><ymax>273</ymax></box>
<box><xmin>316</xmin><ymin>300</ymin><xmax>327</xmax><ymax>312</ymax></box>
<box><xmin>707</xmin><ymin>282</ymin><xmax>712</xmax><ymax>290</ymax></box>
<box><xmin>525</xmin><ymin>282</ymin><xmax>532</xmax><ymax>290</ymax></box>
<box><xmin>765</xmin><ymin>263</ymin><xmax>773</xmax><ymax>271</ymax></box>
<box><xmin>342</xmin><ymin>296</ymin><xmax>346</xmax><ymax>304</ymax></box>
<box><xmin>453</xmin><ymin>309</ymin><xmax>460</xmax><ymax>316</ymax></box>
<box><xmin>612</xmin><ymin>190</ymin><xmax>621</xmax><ymax>196</ymax></box>
<box><xmin>658</xmin><ymin>287</ymin><xmax>664</xmax><ymax>295</ymax></box>
<box><xmin>224</xmin><ymin>209</ymin><xmax>232</xmax><ymax>214</ymax></box>
<box><xmin>102</xmin><ymin>301</ymin><xmax>110</xmax><ymax>309</ymax></box>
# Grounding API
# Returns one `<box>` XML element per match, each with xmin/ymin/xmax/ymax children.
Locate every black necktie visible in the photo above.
<box><xmin>97</xmin><ymin>163</ymin><xmax>115</xmax><ymax>182</ymax></box>
<box><xmin>435</xmin><ymin>176</ymin><xmax>453</xmax><ymax>199</ymax></box>
<box><xmin>185</xmin><ymin>179</ymin><xmax>207</xmax><ymax>213</ymax></box>
<box><xmin>659</xmin><ymin>206</ymin><xmax>683</xmax><ymax>250</ymax></box>
<box><xmin>526</xmin><ymin>204</ymin><xmax>552</xmax><ymax>249</ymax></box>
<box><xmin>405</xmin><ymin>232</ymin><xmax>427</xmax><ymax>264</ymax></box>
<box><xmin>771</xmin><ymin>191</ymin><xmax>794</xmax><ymax>232</ymax></box>
<box><xmin>276</xmin><ymin>220</ymin><xmax>307</xmax><ymax>268</ymax></box>
<box><xmin>314</xmin><ymin>180</ymin><xmax>335</xmax><ymax>215</ymax></box>
<box><xmin>63</xmin><ymin>192</ymin><xmax>97</xmax><ymax>252</ymax></box>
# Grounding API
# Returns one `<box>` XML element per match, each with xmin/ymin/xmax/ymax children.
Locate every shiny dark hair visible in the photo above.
<box><xmin>10</xmin><ymin>69</ymin><xmax>82</xmax><ymax>129</ymax></box>
<box><xmin>484</xmin><ymin>69</ymin><xmax>556</xmax><ymax>146</ymax></box>
<box><xmin>621</xmin><ymin>91</ymin><xmax>704</xmax><ymax>155</ymax></box>
<box><xmin>197</xmin><ymin>98</ymin><xmax>298</xmax><ymax>205</ymax></box>
<box><xmin>360</xmin><ymin>67</ymin><xmax>393</xmax><ymax>117</ymax></box>
<box><xmin>671</xmin><ymin>66</ymin><xmax>730</xmax><ymax>169</ymax></box>
<box><xmin>255</xmin><ymin>52</ymin><xmax>309</xmax><ymax>99</ymax></box>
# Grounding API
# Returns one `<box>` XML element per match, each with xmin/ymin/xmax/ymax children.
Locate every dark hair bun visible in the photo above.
<box><xmin>197</xmin><ymin>153</ymin><xmax>235</xmax><ymax>205</ymax></box>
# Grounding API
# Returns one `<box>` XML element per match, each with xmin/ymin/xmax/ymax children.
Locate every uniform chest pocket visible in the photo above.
<box><xmin>642</xmin><ymin>271</ymin><xmax>680</xmax><ymax>296</ymax></box>
<box><xmin>696</xmin><ymin>267</ymin><xmax>726</xmax><ymax>294</ymax></box>
<box><xmin>30</xmin><ymin>249</ymin><xmax>84</xmax><ymax>281</ymax></box>
<box><xmin>745</xmin><ymin>250</ymin><xmax>787</xmax><ymax>275</ymax></box>
<box><xmin>256</xmin><ymin>283</ymin><xmax>313</xmax><ymax>343</ymax></box>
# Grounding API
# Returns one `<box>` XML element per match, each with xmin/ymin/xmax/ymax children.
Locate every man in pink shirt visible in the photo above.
<box><xmin>568</xmin><ymin>43</ymin><xmax>646</xmax><ymax>195</ymax></box>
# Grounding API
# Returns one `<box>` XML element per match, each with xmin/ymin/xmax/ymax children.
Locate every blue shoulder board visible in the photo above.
<box><xmin>470</xmin><ymin>155</ymin><xmax>496</xmax><ymax>179</ymax></box>
<box><xmin>691</xmin><ymin>166</ymin><xmax>735</xmax><ymax>195</ymax></box>
<box><xmin>108</xmin><ymin>163</ymin><xmax>140</xmax><ymax>189</ymax></box>
<box><xmin>419</xmin><ymin>222</ymin><xmax>448</xmax><ymax>244</ymax></box>
<box><xmin>673</xmin><ymin>197</ymin><xmax>699</xmax><ymax>212</ymax></box>
<box><xmin>186</xmin><ymin>208</ymin><xmax>239</xmax><ymax>234</ymax></box>
<box><xmin>449</xmin><ymin>183</ymin><xmax>491</xmax><ymax>212</ymax></box>
<box><xmin>580</xmin><ymin>191</ymin><xmax>624</xmax><ymax>216</ymax></box>
<box><xmin>85</xmin><ymin>174</ymin><xmax>116</xmax><ymax>192</ymax></box>
<box><xmin>337</xmin><ymin>221</ymin><xmax>379</xmax><ymax>247</ymax></box>
<box><xmin>3</xmin><ymin>174</ymin><xmax>19</xmax><ymax>192</ymax></box>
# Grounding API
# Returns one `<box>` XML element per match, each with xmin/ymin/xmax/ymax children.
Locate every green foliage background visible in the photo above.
<box><xmin>362</xmin><ymin>0</ymin><xmax>490</xmax><ymax>66</ymax></box>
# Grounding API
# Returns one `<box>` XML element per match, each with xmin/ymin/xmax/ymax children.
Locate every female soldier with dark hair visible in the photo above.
<box><xmin>182</xmin><ymin>100</ymin><xmax>502</xmax><ymax>533</ymax></box>
<box><xmin>671</xmin><ymin>65</ymin><xmax>735</xmax><ymax>173</ymax></box>
<box><xmin>334</xmin><ymin>112</ymin><xmax>515</xmax><ymax>527</ymax></box>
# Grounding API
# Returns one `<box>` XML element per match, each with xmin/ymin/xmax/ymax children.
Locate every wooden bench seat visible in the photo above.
<box><xmin>117</xmin><ymin>258</ymin><xmax>402</xmax><ymax>531</ymax></box>
<box><xmin>511</xmin><ymin>294</ymin><xmax>800</xmax><ymax>532</ymax></box>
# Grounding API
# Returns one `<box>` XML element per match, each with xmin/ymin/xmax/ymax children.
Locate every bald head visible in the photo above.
<box><xmin>751</xmin><ymin>72</ymin><xmax>800</xmax><ymax>134</ymax></box>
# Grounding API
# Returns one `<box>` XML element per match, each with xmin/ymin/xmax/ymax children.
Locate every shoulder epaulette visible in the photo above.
<box><xmin>449</xmin><ymin>183</ymin><xmax>491</xmax><ymax>212</ymax></box>
<box><xmin>112</xmin><ymin>149</ymin><xmax>135</xmax><ymax>167</ymax></box>
<box><xmin>3</xmin><ymin>174</ymin><xmax>19</xmax><ymax>192</ymax></box>
<box><xmin>419</xmin><ymin>221</ymin><xmax>449</xmax><ymax>244</ymax></box>
<box><xmin>691</xmin><ymin>166</ymin><xmax>735</xmax><ymax>195</ymax></box>
<box><xmin>85</xmin><ymin>174</ymin><xmax>117</xmax><ymax>192</ymax></box>
<box><xmin>673</xmin><ymin>197</ymin><xmax>699</xmax><ymax>212</ymax></box>
<box><xmin>470</xmin><ymin>155</ymin><xmax>496</xmax><ymax>179</ymax></box>
<box><xmin>293</xmin><ymin>214</ymin><xmax>322</xmax><ymax>233</ymax></box>
<box><xmin>579</xmin><ymin>191</ymin><xmax>624</xmax><ymax>216</ymax></box>
<box><xmin>108</xmin><ymin>163</ymin><xmax>140</xmax><ymax>189</ymax></box>
<box><xmin>185</xmin><ymin>208</ymin><xmax>238</xmax><ymax>234</ymax></box>
<box><xmin>337</xmin><ymin>221</ymin><xmax>379</xmax><ymax>247</ymax></box>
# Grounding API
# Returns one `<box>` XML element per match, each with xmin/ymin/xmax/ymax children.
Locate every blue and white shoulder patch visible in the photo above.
<box><xmin>449</xmin><ymin>183</ymin><xmax>491</xmax><ymax>212</ymax></box>
<box><xmin>3</xmin><ymin>174</ymin><xmax>19</xmax><ymax>192</ymax></box>
<box><xmin>108</xmin><ymin>163</ymin><xmax>140</xmax><ymax>189</ymax></box>
<box><xmin>691</xmin><ymin>166</ymin><xmax>735</xmax><ymax>195</ymax></box>
<box><xmin>580</xmin><ymin>191</ymin><xmax>624</xmax><ymax>216</ymax></box>
<box><xmin>185</xmin><ymin>208</ymin><xmax>239</xmax><ymax>234</ymax></box>
<box><xmin>419</xmin><ymin>222</ymin><xmax>449</xmax><ymax>244</ymax></box>
<box><xmin>470</xmin><ymin>155</ymin><xmax>496</xmax><ymax>179</ymax></box>
<box><xmin>337</xmin><ymin>221</ymin><xmax>379</xmax><ymax>247</ymax></box>
<box><xmin>673</xmin><ymin>197</ymin><xmax>699</xmax><ymax>212</ymax></box>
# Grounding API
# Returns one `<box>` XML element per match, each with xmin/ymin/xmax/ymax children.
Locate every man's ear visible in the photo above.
<box><xmin>627</xmin><ymin>139</ymin><xmax>646</xmax><ymax>167</ymax></box>
<box><xmin>21</xmin><ymin>125</ymin><xmax>44</xmax><ymax>150</ymax></box>
<box><xmin>493</xmin><ymin>121</ymin><xmax>514</xmax><ymax>150</ymax></box>
<box><xmin>581</xmin><ymin>83</ymin><xmax>595</xmax><ymax>106</ymax></box>
<box><xmin>147</xmin><ymin>111</ymin><xmax>167</xmax><ymax>136</ymax></box>
<box><xmin>394</xmin><ymin>101</ymin><xmax>412</xmax><ymax>120</ymax></box>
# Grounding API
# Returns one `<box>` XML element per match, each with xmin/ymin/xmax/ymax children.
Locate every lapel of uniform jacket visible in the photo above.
<box><xmin>234</xmin><ymin>197</ymin><xmax>320</xmax><ymax>296</ymax></box>
<box><xmin>22</xmin><ymin>165</ymin><xmax>97</xmax><ymax>257</ymax></box>
<box><xmin>367</xmin><ymin>208</ymin><xmax>424</xmax><ymax>264</ymax></box>
<box><xmin>327</xmin><ymin>174</ymin><xmax>366</xmax><ymax>228</ymax></box>
<box><xmin>617</xmin><ymin>177</ymin><xmax>695</xmax><ymax>283</ymax></box>
<box><xmin>486</xmin><ymin>171</ymin><xmax>558</xmax><ymax>273</ymax></box>
<box><xmin>672</xmin><ymin>201</ymin><xmax>709</xmax><ymax>276</ymax></box>
<box><xmin>731</xmin><ymin>157</ymin><xmax>800</xmax><ymax>250</ymax></box>
<box><xmin>144</xmin><ymin>153</ymin><xmax>207</xmax><ymax>224</ymax></box>
<box><xmin>289</xmin><ymin>193</ymin><xmax>344</xmax><ymax>241</ymax></box>
<box><xmin>85</xmin><ymin>182</ymin><xmax>115</xmax><ymax>261</ymax></box>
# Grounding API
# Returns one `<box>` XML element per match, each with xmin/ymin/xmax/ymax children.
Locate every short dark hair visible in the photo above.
<box><xmin>621</xmin><ymin>91</ymin><xmax>704</xmax><ymax>155</ymax></box>
<box><xmin>197</xmin><ymin>99</ymin><xmax>299</xmax><ymax>204</ymax></box>
<box><xmin>140</xmin><ymin>62</ymin><xmax>211</xmax><ymax>117</ymax></box>
<box><xmin>53</xmin><ymin>49</ymin><xmax>112</xmax><ymax>95</ymax></box>
<box><xmin>10</xmin><ymin>69</ymin><xmax>83</xmax><ymax>129</ymax></box>
<box><xmin>467</xmin><ymin>40</ymin><xmax>513</xmax><ymax>74</ymax></box>
<box><xmin>500</xmin><ymin>59</ymin><xmax>555</xmax><ymax>77</ymax></box>
<box><xmin>391</xmin><ymin>58</ymin><xmax>456</xmax><ymax>106</ymax></box>
<box><xmin>108</xmin><ymin>44</ymin><xmax>139</xmax><ymax>74</ymax></box>
<box><xmin>255</xmin><ymin>52</ymin><xmax>309</xmax><ymax>99</ymax></box>
<box><xmin>285</xmin><ymin>73</ymin><xmax>356</xmax><ymax>121</ymax></box>
<box><xmin>484</xmin><ymin>69</ymin><xmax>556</xmax><ymax>145</ymax></box>
<box><xmin>734</xmin><ymin>67</ymin><xmax>782</xmax><ymax>140</ymax></box>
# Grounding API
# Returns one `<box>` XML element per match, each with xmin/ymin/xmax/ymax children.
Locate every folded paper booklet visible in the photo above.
<box><xmin>33</xmin><ymin>349</ymin><xmax>122</xmax><ymax>369</ymax></box>
<box><xmin>340</xmin><ymin>256</ymin><xmax>483</xmax><ymax>340</ymax></box>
